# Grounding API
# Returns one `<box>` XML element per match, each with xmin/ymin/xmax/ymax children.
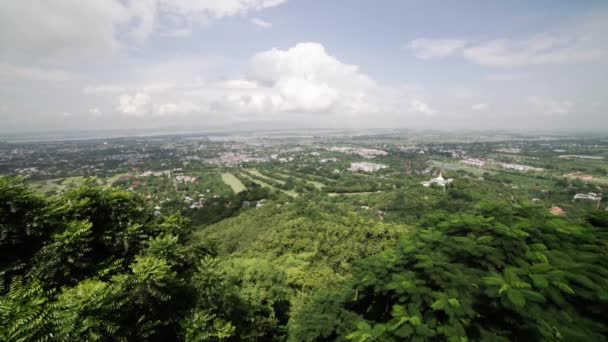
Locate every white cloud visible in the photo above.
<box><xmin>406</xmin><ymin>39</ymin><xmax>468</xmax><ymax>59</ymax></box>
<box><xmin>0</xmin><ymin>63</ymin><xmax>76</xmax><ymax>82</ymax></box>
<box><xmin>0</xmin><ymin>1</ymin><xmax>130</xmax><ymax>61</ymax></box>
<box><xmin>472</xmin><ymin>103</ymin><xmax>488</xmax><ymax>111</ymax></box>
<box><xmin>161</xmin><ymin>28</ymin><xmax>192</xmax><ymax>37</ymax></box>
<box><xmin>99</xmin><ymin>42</ymin><xmax>432</xmax><ymax>123</ymax></box>
<box><xmin>160</xmin><ymin>0</ymin><xmax>287</xmax><ymax>19</ymax></box>
<box><xmin>0</xmin><ymin>0</ymin><xmax>288</xmax><ymax>62</ymax></box>
<box><xmin>485</xmin><ymin>73</ymin><xmax>529</xmax><ymax>81</ymax></box>
<box><xmin>527</xmin><ymin>97</ymin><xmax>573</xmax><ymax>116</ymax></box>
<box><xmin>252</xmin><ymin>18</ymin><xmax>272</xmax><ymax>28</ymax></box>
<box><xmin>155</xmin><ymin>101</ymin><xmax>199</xmax><ymax>116</ymax></box>
<box><xmin>461</xmin><ymin>34</ymin><xmax>604</xmax><ymax>68</ymax></box>
<box><xmin>62</xmin><ymin>111</ymin><xmax>74</xmax><ymax>117</ymax></box>
<box><xmin>237</xmin><ymin>42</ymin><xmax>379</xmax><ymax>114</ymax></box>
<box><xmin>89</xmin><ymin>108</ymin><xmax>102</xmax><ymax>117</ymax></box>
<box><xmin>408</xmin><ymin>99</ymin><xmax>436</xmax><ymax>116</ymax></box>
<box><xmin>116</xmin><ymin>92</ymin><xmax>151</xmax><ymax>117</ymax></box>
<box><xmin>83</xmin><ymin>84</ymin><xmax>128</xmax><ymax>94</ymax></box>
<box><xmin>407</xmin><ymin>18</ymin><xmax>608</xmax><ymax>68</ymax></box>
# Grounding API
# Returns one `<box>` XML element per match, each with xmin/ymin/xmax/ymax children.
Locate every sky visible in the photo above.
<box><xmin>1</xmin><ymin>0</ymin><xmax>607</xmax><ymax>134</ymax></box>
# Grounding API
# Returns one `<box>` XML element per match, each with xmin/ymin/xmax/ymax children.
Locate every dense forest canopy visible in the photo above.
<box><xmin>1</xmin><ymin>174</ymin><xmax>607</xmax><ymax>341</ymax></box>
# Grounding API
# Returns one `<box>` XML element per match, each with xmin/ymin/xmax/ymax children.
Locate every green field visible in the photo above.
<box><xmin>248</xmin><ymin>169</ymin><xmax>286</xmax><ymax>185</ymax></box>
<box><xmin>327</xmin><ymin>191</ymin><xmax>379</xmax><ymax>197</ymax></box>
<box><xmin>430</xmin><ymin>160</ymin><xmax>496</xmax><ymax>176</ymax></box>
<box><xmin>276</xmin><ymin>172</ymin><xmax>326</xmax><ymax>189</ymax></box>
<box><xmin>221</xmin><ymin>173</ymin><xmax>247</xmax><ymax>193</ymax></box>
<box><xmin>104</xmin><ymin>173</ymin><xmax>132</xmax><ymax>185</ymax></box>
<box><xmin>240</xmin><ymin>173</ymin><xmax>298</xmax><ymax>197</ymax></box>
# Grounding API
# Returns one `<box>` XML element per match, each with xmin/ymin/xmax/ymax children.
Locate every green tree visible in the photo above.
<box><xmin>291</xmin><ymin>202</ymin><xmax>608</xmax><ymax>341</ymax></box>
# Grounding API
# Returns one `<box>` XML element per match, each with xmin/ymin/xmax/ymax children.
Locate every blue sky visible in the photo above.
<box><xmin>1</xmin><ymin>0</ymin><xmax>607</xmax><ymax>133</ymax></box>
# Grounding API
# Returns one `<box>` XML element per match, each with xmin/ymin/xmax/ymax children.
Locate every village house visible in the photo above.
<box><xmin>349</xmin><ymin>162</ymin><xmax>388</xmax><ymax>173</ymax></box>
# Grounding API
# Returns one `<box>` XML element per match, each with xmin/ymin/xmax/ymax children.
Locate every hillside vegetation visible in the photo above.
<box><xmin>1</xmin><ymin>176</ymin><xmax>607</xmax><ymax>341</ymax></box>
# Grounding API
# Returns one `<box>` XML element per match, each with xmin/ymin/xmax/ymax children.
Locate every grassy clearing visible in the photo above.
<box><xmin>430</xmin><ymin>160</ymin><xmax>495</xmax><ymax>176</ymax></box>
<box><xmin>275</xmin><ymin>172</ymin><xmax>326</xmax><ymax>189</ymax></box>
<box><xmin>240</xmin><ymin>173</ymin><xmax>298</xmax><ymax>198</ymax></box>
<box><xmin>248</xmin><ymin>169</ymin><xmax>286</xmax><ymax>185</ymax></box>
<box><xmin>221</xmin><ymin>173</ymin><xmax>247</xmax><ymax>193</ymax></box>
<box><xmin>328</xmin><ymin>191</ymin><xmax>379</xmax><ymax>197</ymax></box>
<box><xmin>104</xmin><ymin>173</ymin><xmax>132</xmax><ymax>185</ymax></box>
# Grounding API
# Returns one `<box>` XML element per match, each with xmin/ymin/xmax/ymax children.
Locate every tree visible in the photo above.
<box><xmin>291</xmin><ymin>202</ymin><xmax>608</xmax><ymax>341</ymax></box>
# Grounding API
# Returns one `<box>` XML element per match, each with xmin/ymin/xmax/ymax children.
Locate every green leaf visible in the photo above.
<box><xmin>530</xmin><ymin>263</ymin><xmax>551</xmax><ymax>273</ymax></box>
<box><xmin>529</xmin><ymin>274</ymin><xmax>548</xmax><ymax>288</ymax></box>
<box><xmin>431</xmin><ymin>299</ymin><xmax>446</xmax><ymax>311</ymax></box>
<box><xmin>507</xmin><ymin>289</ymin><xmax>526</xmax><ymax>307</ymax></box>
<box><xmin>448</xmin><ymin>298</ymin><xmax>461</xmax><ymax>307</ymax></box>
<box><xmin>409</xmin><ymin>316</ymin><xmax>422</xmax><ymax>326</ymax></box>
<box><xmin>484</xmin><ymin>276</ymin><xmax>504</xmax><ymax>286</ymax></box>
<box><xmin>553</xmin><ymin>281</ymin><xmax>575</xmax><ymax>295</ymax></box>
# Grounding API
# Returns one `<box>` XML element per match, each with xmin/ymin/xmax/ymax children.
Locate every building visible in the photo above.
<box><xmin>328</xmin><ymin>147</ymin><xmax>388</xmax><ymax>159</ymax></box>
<box><xmin>573</xmin><ymin>193</ymin><xmax>602</xmax><ymax>202</ymax></box>
<box><xmin>498</xmin><ymin>163</ymin><xmax>543</xmax><ymax>172</ymax></box>
<box><xmin>461</xmin><ymin>158</ymin><xmax>486</xmax><ymax>167</ymax></box>
<box><xmin>175</xmin><ymin>175</ymin><xmax>197</xmax><ymax>183</ymax></box>
<box><xmin>349</xmin><ymin>162</ymin><xmax>388</xmax><ymax>173</ymax></box>
<box><xmin>422</xmin><ymin>173</ymin><xmax>453</xmax><ymax>190</ymax></box>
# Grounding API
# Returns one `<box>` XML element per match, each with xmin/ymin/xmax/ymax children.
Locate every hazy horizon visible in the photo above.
<box><xmin>1</xmin><ymin>0</ymin><xmax>607</xmax><ymax>133</ymax></box>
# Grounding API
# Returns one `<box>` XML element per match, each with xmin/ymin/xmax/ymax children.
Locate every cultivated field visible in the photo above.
<box><xmin>221</xmin><ymin>172</ymin><xmax>246</xmax><ymax>193</ymax></box>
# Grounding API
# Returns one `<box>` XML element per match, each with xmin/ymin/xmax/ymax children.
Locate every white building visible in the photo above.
<box><xmin>573</xmin><ymin>193</ymin><xmax>602</xmax><ymax>202</ymax></box>
<box><xmin>461</xmin><ymin>158</ymin><xmax>486</xmax><ymax>167</ymax></box>
<box><xmin>498</xmin><ymin>163</ymin><xmax>543</xmax><ymax>172</ymax></box>
<box><xmin>349</xmin><ymin>162</ymin><xmax>388</xmax><ymax>173</ymax></box>
<box><xmin>422</xmin><ymin>173</ymin><xmax>453</xmax><ymax>190</ymax></box>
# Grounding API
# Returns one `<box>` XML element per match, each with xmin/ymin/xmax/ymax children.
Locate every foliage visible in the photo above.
<box><xmin>291</xmin><ymin>202</ymin><xmax>608</xmax><ymax>341</ymax></box>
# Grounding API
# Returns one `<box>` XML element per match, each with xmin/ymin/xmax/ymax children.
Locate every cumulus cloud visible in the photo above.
<box><xmin>408</xmin><ymin>99</ymin><xmax>436</xmax><ymax>116</ymax></box>
<box><xmin>99</xmin><ymin>42</ymin><xmax>432</xmax><ymax>122</ymax></box>
<box><xmin>228</xmin><ymin>42</ymin><xmax>404</xmax><ymax>116</ymax></box>
<box><xmin>0</xmin><ymin>1</ymin><xmax>130</xmax><ymax>60</ymax></box>
<box><xmin>0</xmin><ymin>0</ymin><xmax>288</xmax><ymax>61</ymax></box>
<box><xmin>252</xmin><ymin>18</ymin><xmax>273</xmax><ymax>28</ymax></box>
<box><xmin>116</xmin><ymin>92</ymin><xmax>151</xmax><ymax>117</ymax></box>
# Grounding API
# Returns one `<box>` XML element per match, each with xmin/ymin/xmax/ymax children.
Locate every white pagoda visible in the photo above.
<box><xmin>422</xmin><ymin>172</ymin><xmax>453</xmax><ymax>190</ymax></box>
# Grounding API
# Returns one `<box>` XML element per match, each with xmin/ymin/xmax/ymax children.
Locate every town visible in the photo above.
<box><xmin>2</xmin><ymin>130</ymin><xmax>606</xmax><ymax>227</ymax></box>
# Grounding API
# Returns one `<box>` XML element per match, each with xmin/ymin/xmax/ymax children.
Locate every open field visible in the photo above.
<box><xmin>240</xmin><ymin>173</ymin><xmax>298</xmax><ymax>197</ymax></box>
<box><xmin>275</xmin><ymin>172</ymin><xmax>326</xmax><ymax>189</ymax></box>
<box><xmin>248</xmin><ymin>169</ymin><xmax>286</xmax><ymax>185</ymax></box>
<box><xmin>328</xmin><ymin>191</ymin><xmax>380</xmax><ymax>197</ymax></box>
<box><xmin>430</xmin><ymin>160</ymin><xmax>496</xmax><ymax>176</ymax></box>
<box><xmin>221</xmin><ymin>172</ymin><xmax>247</xmax><ymax>193</ymax></box>
<box><xmin>104</xmin><ymin>173</ymin><xmax>132</xmax><ymax>185</ymax></box>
